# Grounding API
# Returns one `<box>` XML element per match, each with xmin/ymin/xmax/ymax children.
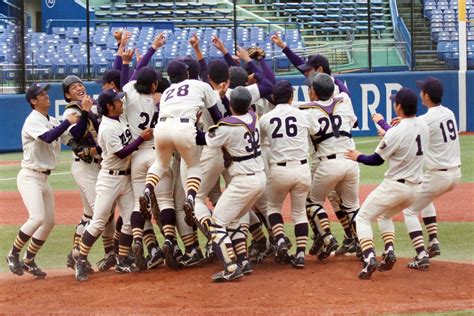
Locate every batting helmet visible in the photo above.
<box><xmin>308</xmin><ymin>73</ymin><xmax>335</xmax><ymax>101</ymax></box>
<box><xmin>62</xmin><ymin>75</ymin><xmax>83</xmax><ymax>102</ymax></box>
<box><xmin>230</xmin><ymin>86</ymin><xmax>252</xmax><ymax>115</ymax></box>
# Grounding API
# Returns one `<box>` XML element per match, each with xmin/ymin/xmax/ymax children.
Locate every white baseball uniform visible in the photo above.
<box><xmin>356</xmin><ymin>117</ymin><xmax>430</xmax><ymax>244</ymax></box>
<box><xmin>403</xmin><ymin>105</ymin><xmax>462</xmax><ymax>237</ymax></box>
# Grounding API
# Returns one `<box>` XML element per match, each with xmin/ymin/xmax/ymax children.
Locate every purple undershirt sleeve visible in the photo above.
<box><xmin>223</xmin><ymin>52</ymin><xmax>239</xmax><ymax>67</ymax></box>
<box><xmin>120</xmin><ymin>63</ymin><xmax>130</xmax><ymax>89</ymax></box>
<box><xmin>254</xmin><ymin>72</ymin><xmax>273</xmax><ymax>98</ymax></box>
<box><xmin>208</xmin><ymin>104</ymin><xmax>223</xmax><ymax>124</ymax></box>
<box><xmin>357</xmin><ymin>153</ymin><xmax>385</xmax><ymax>166</ymax></box>
<box><xmin>282</xmin><ymin>46</ymin><xmax>305</xmax><ymax>74</ymax></box>
<box><xmin>259</xmin><ymin>58</ymin><xmax>276</xmax><ymax>84</ymax></box>
<box><xmin>115</xmin><ymin>136</ymin><xmax>144</xmax><ymax>159</ymax></box>
<box><xmin>130</xmin><ymin>47</ymin><xmax>156</xmax><ymax>81</ymax></box>
<box><xmin>377</xmin><ymin>119</ymin><xmax>392</xmax><ymax>132</ymax></box>
<box><xmin>334</xmin><ymin>78</ymin><xmax>350</xmax><ymax>95</ymax></box>
<box><xmin>196</xmin><ymin>130</ymin><xmax>207</xmax><ymax>145</ymax></box>
<box><xmin>69</xmin><ymin>111</ymin><xmax>89</xmax><ymax>140</ymax></box>
<box><xmin>199</xmin><ymin>59</ymin><xmax>209</xmax><ymax>83</ymax></box>
<box><xmin>39</xmin><ymin>120</ymin><xmax>71</xmax><ymax>144</ymax></box>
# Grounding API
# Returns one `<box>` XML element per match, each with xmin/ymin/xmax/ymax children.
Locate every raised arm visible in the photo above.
<box><xmin>130</xmin><ymin>32</ymin><xmax>166</xmax><ymax>81</ymax></box>
<box><xmin>212</xmin><ymin>36</ymin><xmax>239</xmax><ymax>67</ymax></box>
<box><xmin>271</xmin><ymin>33</ymin><xmax>305</xmax><ymax>73</ymax></box>
<box><xmin>190</xmin><ymin>33</ymin><xmax>209</xmax><ymax>82</ymax></box>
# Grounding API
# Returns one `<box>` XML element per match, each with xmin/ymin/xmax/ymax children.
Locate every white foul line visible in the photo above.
<box><xmin>0</xmin><ymin>171</ymin><xmax>72</xmax><ymax>182</ymax></box>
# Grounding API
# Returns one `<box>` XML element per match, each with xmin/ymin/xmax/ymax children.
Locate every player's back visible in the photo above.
<box><xmin>123</xmin><ymin>81</ymin><xmax>156</xmax><ymax>148</ymax></box>
<box><xmin>376</xmin><ymin>117</ymin><xmax>429</xmax><ymax>184</ymax></box>
<box><xmin>260</xmin><ymin>104</ymin><xmax>315</xmax><ymax>163</ymax></box>
<box><xmin>160</xmin><ymin>79</ymin><xmax>216</xmax><ymax>121</ymax></box>
<box><xmin>420</xmin><ymin>105</ymin><xmax>461</xmax><ymax>169</ymax></box>
<box><xmin>98</xmin><ymin>115</ymin><xmax>133</xmax><ymax>171</ymax></box>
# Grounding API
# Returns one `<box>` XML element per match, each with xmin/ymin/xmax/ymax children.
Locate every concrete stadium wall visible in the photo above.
<box><xmin>0</xmin><ymin>71</ymin><xmax>472</xmax><ymax>152</ymax></box>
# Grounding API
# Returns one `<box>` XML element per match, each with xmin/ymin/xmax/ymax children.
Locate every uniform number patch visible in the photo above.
<box><xmin>270</xmin><ymin>116</ymin><xmax>297</xmax><ymax>139</ymax></box>
<box><xmin>164</xmin><ymin>84</ymin><xmax>190</xmax><ymax>102</ymax></box>
<box><xmin>138</xmin><ymin>112</ymin><xmax>159</xmax><ymax>130</ymax></box>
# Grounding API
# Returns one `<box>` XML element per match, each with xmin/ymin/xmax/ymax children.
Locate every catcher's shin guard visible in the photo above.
<box><xmin>209</xmin><ymin>222</ymin><xmax>236</xmax><ymax>266</ymax></box>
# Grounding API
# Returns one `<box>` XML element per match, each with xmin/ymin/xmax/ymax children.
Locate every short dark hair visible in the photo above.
<box><xmin>272</xmin><ymin>80</ymin><xmax>293</xmax><ymax>105</ymax></box>
<box><xmin>134</xmin><ymin>81</ymin><xmax>155</xmax><ymax>94</ymax></box>
<box><xmin>230</xmin><ymin>86</ymin><xmax>252</xmax><ymax>115</ymax></box>
<box><xmin>180</xmin><ymin>56</ymin><xmax>200</xmax><ymax>80</ymax></box>
<box><xmin>310</xmin><ymin>73</ymin><xmax>335</xmax><ymax>101</ymax></box>
<box><xmin>134</xmin><ymin>67</ymin><xmax>158</xmax><ymax>94</ymax></box>
<box><xmin>157</xmin><ymin>77</ymin><xmax>171</xmax><ymax>94</ymax></box>
<box><xmin>392</xmin><ymin>87</ymin><xmax>418</xmax><ymax>116</ymax></box>
<box><xmin>208</xmin><ymin>60</ymin><xmax>229</xmax><ymax>84</ymax></box>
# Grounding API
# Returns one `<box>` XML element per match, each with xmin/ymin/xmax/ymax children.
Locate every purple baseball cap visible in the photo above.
<box><xmin>416</xmin><ymin>76</ymin><xmax>443</xmax><ymax>102</ymax></box>
<box><xmin>167</xmin><ymin>60</ymin><xmax>188</xmax><ymax>79</ymax></box>
<box><xmin>297</xmin><ymin>54</ymin><xmax>330</xmax><ymax>72</ymax></box>
<box><xmin>26</xmin><ymin>83</ymin><xmax>51</xmax><ymax>103</ymax></box>
<box><xmin>390</xmin><ymin>87</ymin><xmax>418</xmax><ymax>108</ymax></box>
<box><xmin>98</xmin><ymin>89</ymin><xmax>125</xmax><ymax>111</ymax></box>
<box><xmin>95</xmin><ymin>69</ymin><xmax>121</xmax><ymax>86</ymax></box>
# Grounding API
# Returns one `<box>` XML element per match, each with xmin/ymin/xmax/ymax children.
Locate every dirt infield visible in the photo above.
<box><xmin>1</xmin><ymin>183</ymin><xmax>473</xmax><ymax>225</ymax></box>
<box><xmin>0</xmin><ymin>257</ymin><xmax>473</xmax><ymax>314</ymax></box>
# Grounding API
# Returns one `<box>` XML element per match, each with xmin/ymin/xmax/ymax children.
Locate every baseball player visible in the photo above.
<box><xmin>345</xmin><ymin>87</ymin><xmax>429</xmax><ymax>280</ymax></box>
<box><xmin>139</xmin><ymin>60</ymin><xmax>222</xmax><ymax>263</ymax></box>
<box><xmin>299</xmin><ymin>73</ymin><xmax>360</xmax><ymax>260</ymax></box>
<box><xmin>75</xmin><ymin>89</ymin><xmax>153</xmax><ymax>282</ymax></box>
<box><xmin>6</xmin><ymin>83</ymin><xmax>75</xmax><ymax>278</ymax></box>
<box><xmin>203</xmin><ymin>86</ymin><xmax>266</xmax><ymax>282</ymax></box>
<box><xmin>259</xmin><ymin>81</ymin><xmax>319</xmax><ymax>268</ymax></box>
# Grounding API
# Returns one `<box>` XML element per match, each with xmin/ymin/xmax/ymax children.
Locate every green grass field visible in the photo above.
<box><xmin>0</xmin><ymin>135</ymin><xmax>473</xmax><ymax>272</ymax></box>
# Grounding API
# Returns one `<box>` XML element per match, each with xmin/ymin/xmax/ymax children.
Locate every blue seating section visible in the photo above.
<box><xmin>424</xmin><ymin>0</ymin><xmax>474</xmax><ymax>68</ymax></box>
<box><xmin>0</xmin><ymin>25</ymin><xmax>305</xmax><ymax>81</ymax></box>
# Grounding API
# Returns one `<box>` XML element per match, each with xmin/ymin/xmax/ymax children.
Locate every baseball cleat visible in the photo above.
<box><xmin>212</xmin><ymin>264</ymin><xmax>243</xmax><ymax>283</ymax></box>
<box><xmin>239</xmin><ymin>260</ymin><xmax>253</xmax><ymax>275</ymax></box>
<box><xmin>248</xmin><ymin>239</ymin><xmax>268</xmax><ymax>263</ymax></box>
<box><xmin>162</xmin><ymin>239</ymin><xmax>180</xmax><ymax>270</ymax></box>
<box><xmin>407</xmin><ymin>255</ymin><xmax>430</xmax><ymax>270</ymax></box>
<box><xmin>115</xmin><ymin>257</ymin><xmax>139</xmax><ymax>274</ymax></box>
<box><xmin>335</xmin><ymin>237</ymin><xmax>357</xmax><ymax>256</ymax></box>
<box><xmin>291</xmin><ymin>256</ymin><xmax>305</xmax><ymax>269</ymax></box>
<box><xmin>146</xmin><ymin>249</ymin><xmax>165</xmax><ymax>270</ymax></box>
<box><xmin>378</xmin><ymin>250</ymin><xmax>397</xmax><ymax>272</ymax></box>
<box><xmin>139</xmin><ymin>189</ymin><xmax>156</xmax><ymax>220</ymax></box>
<box><xmin>96</xmin><ymin>253</ymin><xmax>117</xmax><ymax>272</ymax></box>
<box><xmin>183</xmin><ymin>198</ymin><xmax>196</xmax><ymax>226</ymax></box>
<box><xmin>179</xmin><ymin>249</ymin><xmax>202</xmax><ymax>268</ymax></box>
<box><xmin>132</xmin><ymin>241</ymin><xmax>147</xmax><ymax>271</ymax></box>
<box><xmin>6</xmin><ymin>253</ymin><xmax>24</xmax><ymax>276</ymax></box>
<box><xmin>309</xmin><ymin>234</ymin><xmax>324</xmax><ymax>257</ymax></box>
<box><xmin>318</xmin><ymin>235</ymin><xmax>339</xmax><ymax>261</ymax></box>
<box><xmin>428</xmin><ymin>243</ymin><xmax>441</xmax><ymax>258</ymax></box>
<box><xmin>68</xmin><ymin>250</ymin><xmax>94</xmax><ymax>274</ymax></box>
<box><xmin>22</xmin><ymin>259</ymin><xmax>47</xmax><ymax>278</ymax></box>
<box><xmin>275</xmin><ymin>237</ymin><xmax>291</xmax><ymax>264</ymax></box>
<box><xmin>359</xmin><ymin>257</ymin><xmax>378</xmax><ymax>280</ymax></box>
<box><xmin>75</xmin><ymin>260</ymin><xmax>89</xmax><ymax>282</ymax></box>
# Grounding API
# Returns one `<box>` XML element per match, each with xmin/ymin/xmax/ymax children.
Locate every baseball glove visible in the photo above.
<box><xmin>247</xmin><ymin>47</ymin><xmax>266</xmax><ymax>60</ymax></box>
<box><xmin>67</xmin><ymin>139</ymin><xmax>94</xmax><ymax>163</ymax></box>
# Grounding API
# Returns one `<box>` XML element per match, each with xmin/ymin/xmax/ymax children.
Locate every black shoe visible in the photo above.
<box><xmin>115</xmin><ymin>256</ymin><xmax>139</xmax><ymax>274</ymax></box>
<box><xmin>139</xmin><ymin>190</ymin><xmax>156</xmax><ymax>220</ymax></box>
<box><xmin>163</xmin><ymin>239</ymin><xmax>180</xmax><ymax>270</ymax></box>
<box><xmin>6</xmin><ymin>253</ymin><xmax>23</xmax><ymax>276</ymax></box>
<box><xmin>75</xmin><ymin>260</ymin><xmax>89</xmax><ymax>282</ymax></box>
<box><xmin>146</xmin><ymin>249</ymin><xmax>165</xmax><ymax>269</ymax></box>
<box><xmin>67</xmin><ymin>251</ymin><xmax>75</xmax><ymax>270</ymax></box>
<box><xmin>183</xmin><ymin>198</ymin><xmax>196</xmax><ymax>226</ymax></box>
<box><xmin>179</xmin><ymin>249</ymin><xmax>202</xmax><ymax>268</ymax></box>
<box><xmin>318</xmin><ymin>235</ymin><xmax>339</xmax><ymax>260</ymax></box>
<box><xmin>428</xmin><ymin>243</ymin><xmax>441</xmax><ymax>258</ymax></box>
<box><xmin>275</xmin><ymin>238</ymin><xmax>291</xmax><ymax>264</ymax></box>
<box><xmin>212</xmin><ymin>264</ymin><xmax>243</xmax><ymax>283</ymax></box>
<box><xmin>96</xmin><ymin>253</ymin><xmax>117</xmax><ymax>272</ymax></box>
<box><xmin>240</xmin><ymin>260</ymin><xmax>253</xmax><ymax>275</ymax></box>
<box><xmin>309</xmin><ymin>234</ymin><xmax>324</xmax><ymax>257</ymax></box>
<box><xmin>68</xmin><ymin>249</ymin><xmax>94</xmax><ymax>274</ymax></box>
<box><xmin>335</xmin><ymin>237</ymin><xmax>357</xmax><ymax>256</ymax></box>
<box><xmin>359</xmin><ymin>257</ymin><xmax>378</xmax><ymax>280</ymax></box>
<box><xmin>407</xmin><ymin>255</ymin><xmax>430</xmax><ymax>270</ymax></box>
<box><xmin>291</xmin><ymin>256</ymin><xmax>305</xmax><ymax>269</ymax></box>
<box><xmin>22</xmin><ymin>259</ymin><xmax>47</xmax><ymax>278</ymax></box>
<box><xmin>378</xmin><ymin>250</ymin><xmax>397</xmax><ymax>272</ymax></box>
<box><xmin>132</xmin><ymin>241</ymin><xmax>147</xmax><ymax>271</ymax></box>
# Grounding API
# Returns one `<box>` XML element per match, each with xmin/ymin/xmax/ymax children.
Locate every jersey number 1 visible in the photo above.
<box><xmin>415</xmin><ymin>134</ymin><xmax>423</xmax><ymax>156</ymax></box>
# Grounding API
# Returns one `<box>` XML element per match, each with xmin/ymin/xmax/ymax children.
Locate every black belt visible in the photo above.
<box><xmin>319</xmin><ymin>154</ymin><xmax>337</xmax><ymax>161</ymax></box>
<box><xmin>437</xmin><ymin>165</ymin><xmax>460</xmax><ymax>171</ymax></box>
<box><xmin>246</xmin><ymin>173</ymin><xmax>255</xmax><ymax>176</ymax></box>
<box><xmin>232</xmin><ymin>151</ymin><xmax>262</xmax><ymax>162</ymax></box>
<box><xmin>75</xmin><ymin>158</ymin><xmax>101</xmax><ymax>164</ymax></box>
<box><xmin>108</xmin><ymin>169</ymin><xmax>131</xmax><ymax>176</ymax></box>
<box><xmin>276</xmin><ymin>159</ymin><xmax>307</xmax><ymax>167</ymax></box>
<box><xmin>32</xmin><ymin>169</ymin><xmax>51</xmax><ymax>175</ymax></box>
<box><xmin>396</xmin><ymin>179</ymin><xmax>406</xmax><ymax>184</ymax></box>
<box><xmin>159</xmin><ymin>117</ymin><xmax>190</xmax><ymax>123</ymax></box>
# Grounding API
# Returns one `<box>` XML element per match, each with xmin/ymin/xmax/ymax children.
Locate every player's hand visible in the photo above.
<box><xmin>377</xmin><ymin>128</ymin><xmax>386</xmax><ymax>138</ymax></box>
<box><xmin>152</xmin><ymin>32</ymin><xmax>166</xmax><ymax>50</ymax></box>
<box><xmin>216</xmin><ymin>80</ymin><xmax>230</xmax><ymax>98</ymax></box>
<box><xmin>390</xmin><ymin>117</ymin><xmax>401</xmax><ymax>126</ymax></box>
<box><xmin>371</xmin><ymin>113</ymin><xmax>384</xmax><ymax>123</ymax></box>
<box><xmin>152</xmin><ymin>92</ymin><xmax>161</xmax><ymax>105</ymax></box>
<box><xmin>122</xmin><ymin>49</ymin><xmax>134</xmax><ymax>65</ymax></box>
<box><xmin>89</xmin><ymin>147</ymin><xmax>97</xmax><ymax>156</ymax></box>
<box><xmin>189</xmin><ymin>33</ymin><xmax>200</xmax><ymax>50</ymax></box>
<box><xmin>236</xmin><ymin>46</ymin><xmax>251</xmax><ymax>63</ymax></box>
<box><xmin>81</xmin><ymin>95</ymin><xmax>93</xmax><ymax>112</ymax></box>
<box><xmin>247</xmin><ymin>73</ymin><xmax>256</xmax><ymax>85</ymax></box>
<box><xmin>135</xmin><ymin>48</ymin><xmax>142</xmax><ymax>63</ymax></box>
<box><xmin>140</xmin><ymin>128</ymin><xmax>153</xmax><ymax>141</ymax></box>
<box><xmin>211</xmin><ymin>35</ymin><xmax>228</xmax><ymax>54</ymax></box>
<box><xmin>114</xmin><ymin>29</ymin><xmax>123</xmax><ymax>43</ymax></box>
<box><xmin>344</xmin><ymin>149</ymin><xmax>361</xmax><ymax>161</ymax></box>
<box><xmin>271</xmin><ymin>34</ymin><xmax>286</xmax><ymax>49</ymax></box>
<box><xmin>66</xmin><ymin>114</ymin><xmax>79</xmax><ymax>125</ymax></box>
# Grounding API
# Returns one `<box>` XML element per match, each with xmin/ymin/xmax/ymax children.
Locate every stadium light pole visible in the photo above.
<box><xmin>233</xmin><ymin>0</ymin><xmax>238</xmax><ymax>55</ymax></box>
<box><xmin>410</xmin><ymin>0</ymin><xmax>415</xmax><ymax>70</ymax></box>
<box><xmin>86</xmin><ymin>0</ymin><xmax>91</xmax><ymax>80</ymax></box>
<box><xmin>367</xmin><ymin>0</ymin><xmax>372</xmax><ymax>72</ymax></box>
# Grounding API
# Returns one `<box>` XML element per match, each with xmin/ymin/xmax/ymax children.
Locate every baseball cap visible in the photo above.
<box><xmin>178</xmin><ymin>55</ymin><xmax>200</xmax><ymax>80</ymax></box>
<box><xmin>95</xmin><ymin>69</ymin><xmax>121</xmax><ymax>86</ymax></box>
<box><xmin>390</xmin><ymin>87</ymin><xmax>418</xmax><ymax>108</ymax></box>
<box><xmin>229</xmin><ymin>66</ymin><xmax>248</xmax><ymax>89</ymax></box>
<box><xmin>97</xmin><ymin>89</ymin><xmax>126</xmax><ymax>112</ymax></box>
<box><xmin>136</xmin><ymin>66</ymin><xmax>159</xmax><ymax>86</ymax></box>
<box><xmin>167</xmin><ymin>60</ymin><xmax>189</xmax><ymax>79</ymax></box>
<box><xmin>297</xmin><ymin>54</ymin><xmax>330</xmax><ymax>73</ymax></box>
<box><xmin>272</xmin><ymin>80</ymin><xmax>293</xmax><ymax>104</ymax></box>
<box><xmin>416</xmin><ymin>76</ymin><xmax>443</xmax><ymax>103</ymax></box>
<box><xmin>26</xmin><ymin>83</ymin><xmax>51</xmax><ymax>103</ymax></box>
